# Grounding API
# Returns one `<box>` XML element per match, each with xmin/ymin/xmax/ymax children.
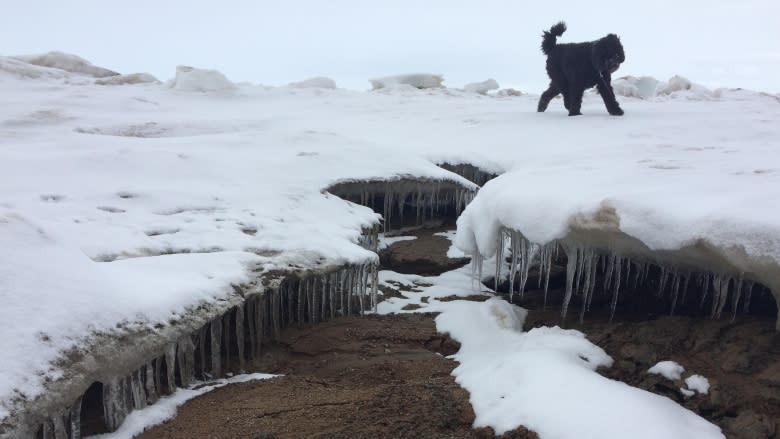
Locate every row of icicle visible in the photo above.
<box><xmin>480</xmin><ymin>228</ymin><xmax>761</xmax><ymax>324</ymax></box>
<box><xmin>32</xmin><ymin>260</ymin><xmax>379</xmax><ymax>439</ymax></box>
<box><xmin>354</xmin><ymin>184</ymin><xmax>473</xmax><ymax>231</ymax></box>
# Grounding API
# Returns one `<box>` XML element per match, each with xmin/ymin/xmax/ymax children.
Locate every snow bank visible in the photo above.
<box><xmin>463</xmin><ymin>79</ymin><xmax>499</xmax><ymax>95</ymax></box>
<box><xmin>496</xmin><ymin>88</ymin><xmax>523</xmax><ymax>97</ymax></box>
<box><xmin>12</xmin><ymin>51</ymin><xmax>118</xmax><ymax>77</ymax></box>
<box><xmin>370</xmin><ymin>73</ymin><xmax>444</xmax><ymax>90</ymax></box>
<box><xmin>648</xmin><ymin>361</ymin><xmax>686</xmax><ymax>380</ymax></box>
<box><xmin>96</xmin><ymin>73</ymin><xmax>159</xmax><ymax>86</ymax></box>
<box><xmin>0</xmin><ymin>56</ymin><xmax>70</xmax><ymax>80</ymax></box>
<box><xmin>288</xmin><ymin>76</ymin><xmax>337</xmax><ymax>89</ymax></box>
<box><xmin>169</xmin><ymin>65</ymin><xmax>235</xmax><ymax>92</ymax></box>
<box><xmin>612</xmin><ymin>75</ymin><xmax>714</xmax><ymax>100</ymax></box>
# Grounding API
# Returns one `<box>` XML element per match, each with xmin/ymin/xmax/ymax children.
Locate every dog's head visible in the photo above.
<box><xmin>592</xmin><ymin>34</ymin><xmax>624</xmax><ymax>75</ymax></box>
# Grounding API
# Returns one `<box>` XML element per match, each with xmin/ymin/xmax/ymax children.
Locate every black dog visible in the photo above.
<box><xmin>537</xmin><ymin>22</ymin><xmax>625</xmax><ymax>116</ymax></box>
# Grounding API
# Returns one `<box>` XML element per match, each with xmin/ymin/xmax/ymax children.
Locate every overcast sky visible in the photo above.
<box><xmin>2</xmin><ymin>0</ymin><xmax>779</xmax><ymax>92</ymax></box>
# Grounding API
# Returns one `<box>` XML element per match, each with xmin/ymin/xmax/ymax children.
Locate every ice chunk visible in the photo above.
<box><xmin>288</xmin><ymin>76</ymin><xmax>337</xmax><ymax>89</ymax></box>
<box><xmin>369</xmin><ymin>73</ymin><xmax>444</xmax><ymax>90</ymax></box>
<box><xmin>496</xmin><ymin>88</ymin><xmax>523</xmax><ymax>97</ymax></box>
<box><xmin>169</xmin><ymin>65</ymin><xmax>235</xmax><ymax>92</ymax></box>
<box><xmin>12</xmin><ymin>51</ymin><xmax>118</xmax><ymax>77</ymax></box>
<box><xmin>648</xmin><ymin>360</ymin><xmax>685</xmax><ymax>380</ymax></box>
<box><xmin>463</xmin><ymin>79</ymin><xmax>499</xmax><ymax>95</ymax></box>
<box><xmin>96</xmin><ymin>73</ymin><xmax>160</xmax><ymax>86</ymax></box>
<box><xmin>486</xmin><ymin>297</ymin><xmax>527</xmax><ymax>331</ymax></box>
<box><xmin>684</xmin><ymin>374</ymin><xmax>710</xmax><ymax>394</ymax></box>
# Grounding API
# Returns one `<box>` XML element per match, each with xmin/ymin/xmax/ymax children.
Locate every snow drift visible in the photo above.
<box><xmin>96</xmin><ymin>73</ymin><xmax>159</xmax><ymax>86</ymax></box>
<box><xmin>369</xmin><ymin>73</ymin><xmax>444</xmax><ymax>90</ymax></box>
<box><xmin>612</xmin><ymin>75</ymin><xmax>714</xmax><ymax>100</ymax></box>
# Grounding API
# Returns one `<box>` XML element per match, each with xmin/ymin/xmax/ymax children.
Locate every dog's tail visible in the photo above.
<box><xmin>541</xmin><ymin>21</ymin><xmax>567</xmax><ymax>55</ymax></box>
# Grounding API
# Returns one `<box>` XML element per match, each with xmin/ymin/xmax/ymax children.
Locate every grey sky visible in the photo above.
<box><xmin>2</xmin><ymin>0</ymin><xmax>779</xmax><ymax>92</ymax></box>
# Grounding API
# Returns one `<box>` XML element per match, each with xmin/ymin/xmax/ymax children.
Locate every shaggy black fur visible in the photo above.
<box><xmin>537</xmin><ymin>22</ymin><xmax>625</xmax><ymax>116</ymax></box>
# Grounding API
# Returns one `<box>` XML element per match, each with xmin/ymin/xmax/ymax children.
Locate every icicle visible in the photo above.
<box><xmin>495</xmin><ymin>230</ymin><xmax>504</xmax><ymax>291</ymax></box>
<box><xmin>543</xmin><ymin>242</ymin><xmax>553</xmax><ymax>310</ymax></box>
<box><xmin>574</xmin><ymin>245</ymin><xmax>585</xmax><ymax>295</ymax></box>
<box><xmin>330</xmin><ymin>272</ymin><xmax>338</xmax><ymax>319</ymax></box>
<box><xmin>297</xmin><ymin>280</ymin><xmax>305</xmax><ymax>324</ymax></box>
<box><xmin>145</xmin><ymin>361</ymin><xmax>158</xmax><ymax>404</ymax></box>
<box><xmin>130</xmin><ymin>368</ymin><xmax>147</xmax><ymax>410</ymax></box>
<box><xmin>371</xmin><ymin>264</ymin><xmax>379</xmax><ymax>312</ymax></box>
<box><xmin>52</xmin><ymin>413</ymin><xmax>67</xmax><ymax>439</ymax></box>
<box><xmin>731</xmin><ymin>275</ymin><xmax>744</xmax><ymax>322</ymax></box>
<box><xmin>714</xmin><ymin>276</ymin><xmax>732</xmax><ymax>319</ymax></box>
<box><xmin>508</xmin><ymin>231</ymin><xmax>518</xmax><ymax>301</ymax></box>
<box><xmin>177</xmin><ymin>335</ymin><xmax>196</xmax><ymax>386</ymax></box>
<box><xmin>603</xmin><ymin>255</ymin><xmax>615</xmax><ymax>293</ymax></box>
<box><xmin>153</xmin><ymin>357</ymin><xmax>163</xmax><ymax>397</ymax></box>
<box><xmin>699</xmin><ymin>274</ymin><xmax>711</xmax><ymax>308</ymax></box>
<box><xmin>210</xmin><ymin>319</ymin><xmax>222</xmax><ymax>378</ymax></box>
<box><xmin>517</xmin><ymin>238</ymin><xmax>533</xmax><ymax>299</ymax></box>
<box><xmin>346</xmin><ymin>267</ymin><xmax>354</xmax><ymax>316</ymax></box>
<box><xmin>103</xmin><ymin>377</ymin><xmax>128</xmax><ymax>432</ymax></box>
<box><xmin>164</xmin><ymin>344</ymin><xmax>177</xmax><ymax>392</ymax></box>
<box><xmin>743</xmin><ymin>281</ymin><xmax>755</xmax><ymax>313</ymax></box>
<box><xmin>670</xmin><ymin>273</ymin><xmax>681</xmax><ymax>316</ymax></box>
<box><xmin>256</xmin><ymin>295</ymin><xmax>265</xmax><ymax>355</ymax></box>
<box><xmin>561</xmin><ymin>245</ymin><xmax>580</xmax><ymax>321</ymax></box>
<box><xmin>585</xmin><ymin>252</ymin><xmax>598</xmax><ymax>312</ymax></box>
<box><xmin>70</xmin><ymin>396</ymin><xmax>82</xmax><ymax>439</ymax></box>
<box><xmin>320</xmin><ymin>275</ymin><xmax>328</xmax><ymax>321</ymax></box>
<box><xmin>246</xmin><ymin>299</ymin><xmax>257</xmax><ymax>361</ymax></box>
<box><xmin>656</xmin><ymin>266</ymin><xmax>668</xmax><ymax>298</ymax></box>
<box><xmin>223</xmin><ymin>313</ymin><xmax>231</xmax><ymax>372</ymax></box>
<box><xmin>357</xmin><ymin>267</ymin><xmax>366</xmax><ymax>315</ymax></box>
<box><xmin>41</xmin><ymin>420</ymin><xmax>53</xmax><ymax>439</ymax></box>
<box><xmin>609</xmin><ymin>256</ymin><xmax>622</xmax><ymax>322</ymax></box>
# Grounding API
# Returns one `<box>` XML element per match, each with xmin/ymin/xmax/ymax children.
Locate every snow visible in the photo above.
<box><xmin>0</xmin><ymin>50</ymin><xmax>778</xmax><ymax>435</ymax></box>
<box><xmin>87</xmin><ymin>373</ymin><xmax>276</xmax><ymax>439</ymax></box>
<box><xmin>434</xmin><ymin>230</ymin><xmax>467</xmax><ymax>258</ymax></box>
<box><xmin>376</xmin><ymin>265</ymin><xmax>723</xmax><ymax>438</ymax></box>
<box><xmin>288</xmin><ymin>76</ymin><xmax>337</xmax><ymax>89</ymax></box>
<box><xmin>369</xmin><ymin>73</ymin><xmax>444</xmax><ymax>90</ymax></box>
<box><xmin>463</xmin><ymin>79</ymin><xmax>499</xmax><ymax>95</ymax></box>
<box><xmin>648</xmin><ymin>361</ymin><xmax>686</xmax><ymax>381</ymax></box>
<box><xmin>12</xmin><ymin>51</ymin><xmax>118</xmax><ymax>78</ymax></box>
<box><xmin>684</xmin><ymin>375</ymin><xmax>711</xmax><ymax>395</ymax></box>
<box><xmin>169</xmin><ymin>65</ymin><xmax>235</xmax><ymax>92</ymax></box>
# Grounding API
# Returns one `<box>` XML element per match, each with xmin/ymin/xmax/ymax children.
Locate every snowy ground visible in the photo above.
<box><xmin>1</xmin><ymin>53</ymin><xmax>779</xmax><ymax>435</ymax></box>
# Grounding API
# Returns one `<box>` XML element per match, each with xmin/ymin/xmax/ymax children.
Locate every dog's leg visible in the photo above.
<box><xmin>596</xmin><ymin>74</ymin><xmax>624</xmax><ymax>116</ymax></box>
<box><xmin>537</xmin><ymin>85</ymin><xmax>560</xmax><ymax>112</ymax></box>
<box><xmin>568</xmin><ymin>84</ymin><xmax>584</xmax><ymax>116</ymax></box>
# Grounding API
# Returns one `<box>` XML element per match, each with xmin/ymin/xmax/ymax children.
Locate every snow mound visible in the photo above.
<box><xmin>169</xmin><ymin>65</ymin><xmax>235</xmax><ymax>92</ymax></box>
<box><xmin>612</xmin><ymin>75</ymin><xmax>714</xmax><ymax>100</ymax></box>
<box><xmin>648</xmin><ymin>360</ymin><xmax>685</xmax><ymax>380</ymax></box>
<box><xmin>486</xmin><ymin>297</ymin><xmax>527</xmax><ymax>331</ymax></box>
<box><xmin>288</xmin><ymin>76</ymin><xmax>337</xmax><ymax>89</ymax></box>
<box><xmin>96</xmin><ymin>73</ymin><xmax>160</xmax><ymax>86</ymax></box>
<box><xmin>12</xmin><ymin>51</ymin><xmax>118</xmax><ymax>78</ymax></box>
<box><xmin>463</xmin><ymin>79</ymin><xmax>499</xmax><ymax>95</ymax></box>
<box><xmin>370</xmin><ymin>73</ymin><xmax>444</xmax><ymax>90</ymax></box>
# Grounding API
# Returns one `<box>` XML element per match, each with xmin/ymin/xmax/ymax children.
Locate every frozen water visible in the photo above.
<box><xmin>288</xmin><ymin>76</ymin><xmax>337</xmax><ymax>89</ymax></box>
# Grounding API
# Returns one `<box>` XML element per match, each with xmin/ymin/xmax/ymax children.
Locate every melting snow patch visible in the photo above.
<box><xmin>684</xmin><ymin>374</ymin><xmax>710</xmax><ymax>395</ymax></box>
<box><xmin>369</xmin><ymin>73</ymin><xmax>444</xmax><ymax>90</ymax></box>
<box><xmin>378</xmin><ymin>234</ymin><xmax>417</xmax><ymax>250</ymax></box>
<box><xmin>648</xmin><ymin>360</ymin><xmax>686</xmax><ymax>381</ymax></box>
<box><xmin>88</xmin><ymin>373</ymin><xmax>276</xmax><ymax>439</ymax></box>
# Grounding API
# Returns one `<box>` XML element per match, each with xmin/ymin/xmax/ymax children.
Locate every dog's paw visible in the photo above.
<box><xmin>568</xmin><ymin>111</ymin><xmax>582</xmax><ymax>117</ymax></box>
<box><xmin>609</xmin><ymin>107</ymin><xmax>624</xmax><ymax>116</ymax></box>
